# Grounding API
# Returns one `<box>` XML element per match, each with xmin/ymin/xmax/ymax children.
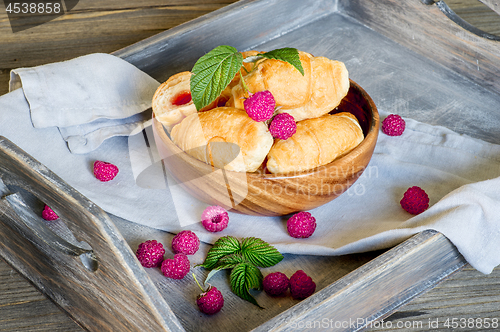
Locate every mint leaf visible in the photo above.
<box><xmin>197</xmin><ymin>235</ymin><xmax>241</xmax><ymax>270</ymax></box>
<box><xmin>230</xmin><ymin>262</ymin><xmax>263</xmax><ymax>308</ymax></box>
<box><xmin>261</xmin><ymin>48</ymin><xmax>304</xmax><ymax>75</ymax></box>
<box><xmin>204</xmin><ymin>254</ymin><xmax>247</xmax><ymax>285</ymax></box>
<box><xmin>216</xmin><ymin>253</ymin><xmax>247</xmax><ymax>269</ymax></box>
<box><xmin>190</xmin><ymin>45</ymin><xmax>243</xmax><ymax>110</ymax></box>
<box><xmin>241</xmin><ymin>237</ymin><xmax>283</xmax><ymax>268</ymax></box>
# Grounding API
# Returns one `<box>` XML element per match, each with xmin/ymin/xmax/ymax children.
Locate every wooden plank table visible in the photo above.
<box><xmin>1</xmin><ymin>0</ymin><xmax>500</xmax><ymax>331</ymax></box>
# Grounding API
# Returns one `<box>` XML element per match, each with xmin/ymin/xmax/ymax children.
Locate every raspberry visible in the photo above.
<box><xmin>201</xmin><ymin>206</ymin><xmax>229</xmax><ymax>232</ymax></box>
<box><xmin>269</xmin><ymin>113</ymin><xmax>296</xmax><ymax>140</ymax></box>
<box><xmin>135</xmin><ymin>240</ymin><xmax>165</xmax><ymax>268</ymax></box>
<box><xmin>42</xmin><ymin>205</ymin><xmax>58</xmax><ymax>221</ymax></box>
<box><xmin>290</xmin><ymin>270</ymin><xmax>316</xmax><ymax>300</ymax></box>
<box><xmin>400</xmin><ymin>186</ymin><xmax>429</xmax><ymax>215</ymax></box>
<box><xmin>171</xmin><ymin>230</ymin><xmax>200</xmax><ymax>255</ymax></box>
<box><xmin>263</xmin><ymin>272</ymin><xmax>290</xmax><ymax>297</ymax></box>
<box><xmin>244</xmin><ymin>90</ymin><xmax>276</xmax><ymax>122</ymax></box>
<box><xmin>93</xmin><ymin>160</ymin><xmax>119</xmax><ymax>182</ymax></box>
<box><xmin>382</xmin><ymin>114</ymin><xmax>405</xmax><ymax>136</ymax></box>
<box><xmin>286</xmin><ymin>211</ymin><xmax>316</xmax><ymax>238</ymax></box>
<box><xmin>161</xmin><ymin>253</ymin><xmax>190</xmax><ymax>279</ymax></box>
<box><xmin>196</xmin><ymin>285</ymin><xmax>224</xmax><ymax>315</ymax></box>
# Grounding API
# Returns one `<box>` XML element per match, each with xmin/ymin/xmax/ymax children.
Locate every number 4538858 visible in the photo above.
<box><xmin>444</xmin><ymin>317</ymin><xmax>498</xmax><ymax>329</ymax></box>
<box><xmin>5</xmin><ymin>2</ymin><xmax>62</xmax><ymax>14</ymax></box>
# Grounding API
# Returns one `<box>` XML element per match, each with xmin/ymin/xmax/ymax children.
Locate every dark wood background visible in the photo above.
<box><xmin>1</xmin><ymin>0</ymin><xmax>500</xmax><ymax>331</ymax></box>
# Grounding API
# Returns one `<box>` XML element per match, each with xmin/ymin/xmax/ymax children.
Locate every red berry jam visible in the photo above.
<box><xmin>172</xmin><ymin>91</ymin><xmax>192</xmax><ymax>106</ymax></box>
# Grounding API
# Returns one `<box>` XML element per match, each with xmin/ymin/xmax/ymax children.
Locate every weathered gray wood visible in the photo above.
<box><xmin>254</xmin><ymin>231</ymin><xmax>466</xmax><ymax>332</ymax></box>
<box><xmin>339</xmin><ymin>0</ymin><xmax>500</xmax><ymax>95</ymax></box>
<box><xmin>447</xmin><ymin>0</ymin><xmax>500</xmax><ymax>36</ymax></box>
<box><xmin>478</xmin><ymin>0</ymin><xmax>500</xmax><ymax>15</ymax></box>
<box><xmin>365</xmin><ymin>264</ymin><xmax>500</xmax><ymax>331</ymax></box>
<box><xmin>0</xmin><ymin>137</ymin><xmax>183</xmax><ymax>332</ymax></box>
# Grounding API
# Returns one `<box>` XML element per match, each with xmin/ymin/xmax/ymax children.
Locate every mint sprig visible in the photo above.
<box><xmin>259</xmin><ymin>48</ymin><xmax>305</xmax><ymax>76</ymax></box>
<box><xmin>198</xmin><ymin>235</ymin><xmax>283</xmax><ymax>307</ymax></box>
<box><xmin>230</xmin><ymin>262</ymin><xmax>263</xmax><ymax>308</ymax></box>
<box><xmin>190</xmin><ymin>45</ymin><xmax>243</xmax><ymax>111</ymax></box>
<box><xmin>241</xmin><ymin>237</ymin><xmax>284</xmax><ymax>268</ymax></box>
<box><xmin>190</xmin><ymin>46</ymin><xmax>304</xmax><ymax>111</ymax></box>
<box><xmin>198</xmin><ymin>235</ymin><xmax>241</xmax><ymax>270</ymax></box>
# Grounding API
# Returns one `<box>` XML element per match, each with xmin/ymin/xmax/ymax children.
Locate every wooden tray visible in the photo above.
<box><xmin>2</xmin><ymin>0</ymin><xmax>500</xmax><ymax>331</ymax></box>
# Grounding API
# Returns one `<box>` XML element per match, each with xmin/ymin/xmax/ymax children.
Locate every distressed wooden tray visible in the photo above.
<box><xmin>2</xmin><ymin>0</ymin><xmax>500</xmax><ymax>331</ymax></box>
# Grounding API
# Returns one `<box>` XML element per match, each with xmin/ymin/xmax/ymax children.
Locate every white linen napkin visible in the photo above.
<box><xmin>9</xmin><ymin>53</ymin><xmax>159</xmax><ymax>154</ymax></box>
<box><xmin>1</xmin><ymin>54</ymin><xmax>499</xmax><ymax>275</ymax></box>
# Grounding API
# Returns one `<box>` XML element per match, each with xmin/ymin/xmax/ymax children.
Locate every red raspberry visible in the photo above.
<box><xmin>382</xmin><ymin>114</ymin><xmax>405</xmax><ymax>136</ymax></box>
<box><xmin>201</xmin><ymin>206</ymin><xmax>229</xmax><ymax>232</ymax></box>
<box><xmin>93</xmin><ymin>160</ymin><xmax>119</xmax><ymax>182</ymax></box>
<box><xmin>400</xmin><ymin>186</ymin><xmax>429</xmax><ymax>215</ymax></box>
<box><xmin>287</xmin><ymin>211</ymin><xmax>316</xmax><ymax>238</ymax></box>
<box><xmin>290</xmin><ymin>270</ymin><xmax>316</xmax><ymax>300</ymax></box>
<box><xmin>196</xmin><ymin>285</ymin><xmax>224</xmax><ymax>315</ymax></box>
<box><xmin>135</xmin><ymin>240</ymin><xmax>165</xmax><ymax>268</ymax></box>
<box><xmin>171</xmin><ymin>230</ymin><xmax>200</xmax><ymax>255</ymax></box>
<box><xmin>42</xmin><ymin>205</ymin><xmax>58</xmax><ymax>221</ymax></box>
<box><xmin>244</xmin><ymin>90</ymin><xmax>276</xmax><ymax>122</ymax></box>
<box><xmin>161</xmin><ymin>253</ymin><xmax>190</xmax><ymax>279</ymax></box>
<box><xmin>263</xmin><ymin>272</ymin><xmax>290</xmax><ymax>297</ymax></box>
<box><xmin>269</xmin><ymin>113</ymin><xmax>296</xmax><ymax>140</ymax></box>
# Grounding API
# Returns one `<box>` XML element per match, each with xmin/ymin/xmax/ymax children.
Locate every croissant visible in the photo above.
<box><xmin>170</xmin><ymin>107</ymin><xmax>273</xmax><ymax>172</ymax></box>
<box><xmin>266</xmin><ymin>112</ymin><xmax>363</xmax><ymax>174</ymax></box>
<box><xmin>152</xmin><ymin>71</ymin><xmax>197</xmax><ymax>132</ymax></box>
<box><xmin>228</xmin><ymin>51</ymin><xmax>350</xmax><ymax>122</ymax></box>
<box><xmin>153</xmin><ymin>51</ymin><xmax>260</xmax><ymax>131</ymax></box>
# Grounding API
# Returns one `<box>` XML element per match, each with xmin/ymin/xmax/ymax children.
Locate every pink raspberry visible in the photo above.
<box><xmin>135</xmin><ymin>240</ymin><xmax>165</xmax><ymax>268</ymax></box>
<box><xmin>201</xmin><ymin>206</ymin><xmax>229</xmax><ymax>232</ymax></box>
<box><xmin>287</xmin><ymin>211</ymin><xmax>316</xmax><ymax>238</ymax></box>
<box><xmin>171</xmin><ymin>230</ymin><xmax>200</xmax><ymax>255</ymax></box>
<box><xmin>269</xmin><ymin>113</ymin><xmax>296</xmax><ymax>140</ymax></box>
<box><xmin>290</xmin><ymin>270</ymin><xmax>316</xmax><ymax>300</ymax></box>
<box><xmin>161</xmin><ymin>253</ymin><xmax>190</xmax><ymax>279</ymax></box>
<box><xmin>244</xmin><ymin>90</ymin><xmax>276</xmax><ymax>122</ymax></box>
<box><xmin>196</xmin><ymin>285</ymin><xmax>224</xmax><ymax>315</ymax></box>
<box><xmin>42</xmin><ymin>205</ymin><xmax>58</xmax><ymax>221</ymax></box>
<box><xmin>263</xmin><ymin>272</ymin><xmax>290</xmax><ymax>297</ymax></box>
<box><xmin>382</xmin><ymin>114</ymin><xmax>405</xmax><ymax>136</ymax></box>
<box><xmin>93</xmin><ymin>160</ymin><xmax>119</xmax><ymax>182</ymax></box>
<box><xmin>400</xmin><ymin>186</ymin><xmax>429</xmax><ymax>215</ymax></box>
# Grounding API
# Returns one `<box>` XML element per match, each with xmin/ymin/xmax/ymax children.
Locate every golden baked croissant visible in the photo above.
<box><xmin>153</xmin><ymin>51</ymin><xmax>260</xmax><ymax>131</ymax></box>
<box><xmin>170</xmin><ymin>107</ymin><xmax>273</xmax><ymax>172</ymax></box>
<box><xmin>266</xmin><ymin>112</ymin><xmax>363</xmax><ymax>174</ymax></box>
<box><xmin>152</xmin><ymin>71</ymin><xmax>197</xmax><ymax>132</ymax></box>
<box><xmin>228</xmin><ymin>51</ymin><xmax>350</xmax><ymax>122</ymax></box>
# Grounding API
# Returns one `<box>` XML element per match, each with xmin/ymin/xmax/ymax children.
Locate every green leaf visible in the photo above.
<box><xmin>261</xmin><ymin>47</ymin><xmax>304</xmax><ymax>76</ymax></box>
<box><xmin>216</xmin><ymin>253</ymin><xmax>247</xmax><ymax>269</ymax></box>
<box><xmin>204</xmin><ymin>254</ymin><xmax>247</xmax><ymax>286</ymax></box>
<box><xmin>230</xmin><ymin>262</ymin><xmax>264</xmax><ymax>308</ymax></box>
<box><xmin>241</xmin><ymin>237</ymin><xmax>284</xmax><ymax>268</ymax></box>
<box><xmin>197</xmin><ymin>236</ymin><xmax>241</xmax><ymax>270</ymax></box>
<box><xmin>190</xmin><ymin>45</ymin><xmax>243</xmax><ymax>110</ymax></box>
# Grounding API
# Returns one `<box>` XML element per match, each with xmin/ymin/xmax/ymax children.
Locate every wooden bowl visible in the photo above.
<box><xmin>153</xmin><ymin>80</ymin><xmax>379</xmax><ymax>216</ymax></box>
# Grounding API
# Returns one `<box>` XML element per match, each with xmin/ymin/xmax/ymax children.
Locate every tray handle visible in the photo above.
<box><xmin>422</xmin><ymin>0</ymin><xmax>500</xmax><ymax>41</ymax></box>
<box><xmin>1</xmin><ymin>192</ymin><xmax>98</xmax><ymax>272</ymax></box>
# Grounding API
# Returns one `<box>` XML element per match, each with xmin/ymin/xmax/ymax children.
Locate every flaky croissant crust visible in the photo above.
<box><xmin>170</xmin><ymin>107</ymin><xmax>273</xmax><ymax>172</ymax></box>
<box><xmin>266</xmin><ymin>112</ymin><xmax>364</xmax><ymax>174</ymax></box>
<box><xmin>228</xmin><ymin>51</ymin><xmax>350</xmax><ymax>122</ymax></box>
